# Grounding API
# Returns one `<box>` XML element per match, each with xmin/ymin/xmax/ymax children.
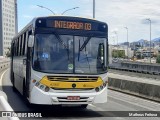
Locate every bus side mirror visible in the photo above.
<box><xmin>98</xmin><ymin>43</ymin><xmax>104</xmax><ymax>64</ymax></box>
<box><xmin>28</xmin><ymin>35</ymin><xmax>34</xmax><ymax>47</ymax></box>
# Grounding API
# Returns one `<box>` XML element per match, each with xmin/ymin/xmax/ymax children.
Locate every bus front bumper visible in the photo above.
<box><xmin>30</xmin><ymin>86</ymin><xmax>107</xmax><ymax>105</ymax></box>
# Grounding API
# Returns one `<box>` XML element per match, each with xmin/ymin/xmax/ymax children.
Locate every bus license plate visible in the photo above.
<box><xmin>67</xmin><ymin>96</ymin><xmax>80</xmax><ymax>100</ymax></box>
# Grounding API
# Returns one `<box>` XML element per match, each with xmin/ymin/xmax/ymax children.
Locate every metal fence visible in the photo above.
<box><xmin>109</xmin><ymin>61</ymin><xmax>160</xmax><ymax>75</ymax></box>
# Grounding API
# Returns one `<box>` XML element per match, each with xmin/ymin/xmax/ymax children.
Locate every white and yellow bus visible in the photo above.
<box><xmin>10</xmin><ymin>16</ymin><xmax>108</xmax><ymax>108</ymax></box>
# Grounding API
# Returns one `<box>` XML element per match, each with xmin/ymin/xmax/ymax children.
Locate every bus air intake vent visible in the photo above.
<box><xmin>47</xmin><ymin>76</ymin><xmax>98</xmax><ymax>82</ymax></box>
<box><xmin>51</xmin><ymin>88</ymin><xmax>94</xmax><ymax>91</ymax></box>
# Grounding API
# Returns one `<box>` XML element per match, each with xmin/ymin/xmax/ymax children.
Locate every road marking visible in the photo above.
<box><xmin>108</xmin><ymin>95</ymin><xmax>156</xmax><ymax>111</ymax></box>
<box><xmin>0</xmin><ymin>69</ymin><xmax>8</xmax><ymax>86</ymax></box>
<box><xmin>88</xmin><ymin>104</ymin><xmax>105</xmax><ymax>111</ymax></box>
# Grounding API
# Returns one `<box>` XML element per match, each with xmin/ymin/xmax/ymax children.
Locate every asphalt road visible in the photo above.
<box><xmin>1</xmin><ymin>69</ymin><xmax>160</xmax><ymax>120</ymax></box>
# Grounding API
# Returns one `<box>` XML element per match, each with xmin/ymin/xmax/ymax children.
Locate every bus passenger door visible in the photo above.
<box><xmin>23</xmin><ymin>31</ymin><xmax>32</xmax><ymax>98</ymax></box>
<box><xmin>25</xmin><ymin>47</ymin><xmax>32</xmax><ymax>98</ymax></box>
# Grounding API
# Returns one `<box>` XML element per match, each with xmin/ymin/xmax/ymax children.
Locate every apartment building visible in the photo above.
<box><xmin>0</xmin><ymin>0</ymin><xmax>17</xmax><ymax>56</ymax></box>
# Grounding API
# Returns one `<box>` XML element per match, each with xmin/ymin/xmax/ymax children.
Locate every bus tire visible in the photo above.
<box><xmin>80</xmin><ymin>104</ymin><xmax>88</xmax><ymax>108</ymax></box>
<box><xmin>23</xmin><ymin>79</ymin><xmax>27</xmax><ymax>98</ymax></box>
<box><xmin>23</xmin><ymin>78</ymin><xmax>27</xmax><ymax>98</ymax></box>
<box><xmin>12</xmin><ymin>73</ymin><xmax>16</xmax><ymax>92</ymax></box>
<box><xmin>26</xmin><ymin>102</ymin><xmax>35</xmax><ymax>108</ymax></box>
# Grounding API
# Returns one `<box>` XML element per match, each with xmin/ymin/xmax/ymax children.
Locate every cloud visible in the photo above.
<box><xmin>18</xmin><ymin>0</ymin><xmax>160</xmax><ymax>43</ymax></box>
<box><xmin>89</xmin><ymin>0</ymin><xmax>160</xmax><ymax>42</ymax></box>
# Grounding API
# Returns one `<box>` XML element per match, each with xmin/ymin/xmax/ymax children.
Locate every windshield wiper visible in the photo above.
<box><xmin>54</xmin><ymin>33</ymin><xmax>68</xmax><ymax>49</ymax></box>
<box><xmin>79</xmin><ymin>36</ymin><xmax>91</xmax><ymax>51</ymax></box>
<box><xmin>54</xmin><ymin>32</ymin><xmax>69</xmax><ymax>60</ymax></box>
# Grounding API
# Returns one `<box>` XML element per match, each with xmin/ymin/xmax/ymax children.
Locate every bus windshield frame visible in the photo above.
<box><xmin>32</xmin><ymin>33</ymin><xmax>107</xmax><ymax>75</ymax></box>
<box><xmin>32</xmin><ymin>17</ymin><xmax>108</xmax><ymax>75</ymax></box>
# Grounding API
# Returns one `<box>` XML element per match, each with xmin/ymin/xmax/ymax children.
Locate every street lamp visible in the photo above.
<box><xmin>61</xmin><ymin>7</ymin><xmax>79</xmax><ymax>15</ymax></box>
<box><xmin>93</xmin><ymin>0</ymin><xmax>95</xmax><ymax>18</ymax></box>
<box><xmin>146</xmin><ymin>18</ymin><xmax>151</xmax><ymax>63</ymax></box>
<box><xmin>37</xmin><ymin>5</ymin><xmax>55</xmax><ymax>15</ymax></box>
<box><xmin>124</xmin><ymin>27</ymin><xmax>129</xmax><ymax>59</ymax></box>
<box><xmin>113</xmin><ymin>31</ymin><xmax>118</xmax><ymax>58</ymax></box>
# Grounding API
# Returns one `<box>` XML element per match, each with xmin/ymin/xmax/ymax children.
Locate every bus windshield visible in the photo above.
<box><xmin>33</xmin><ymin>34</ymin><xmax>107</xmax><ymax>74</ymax></box>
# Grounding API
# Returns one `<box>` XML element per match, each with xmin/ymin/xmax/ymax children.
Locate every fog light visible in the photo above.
<box><xmin>35</xmin><ymin>82</ymin><xmax>40</xmax><ymax>87</ymax></box>
<box><xmin>45</xmin><ymin>86</ymin><xmax>50</xmax><ymax>92</ymax></box>
<box><xmin>95</xmin><ymin>87</ymin><xmax>99</xmax><ymax>92</ymax></box>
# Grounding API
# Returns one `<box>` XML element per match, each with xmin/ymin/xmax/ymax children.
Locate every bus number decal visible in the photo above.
<box><xmin>84</xmin><ymin>23</ymin><xmax>91</xmax><ymax>30</ymax></box>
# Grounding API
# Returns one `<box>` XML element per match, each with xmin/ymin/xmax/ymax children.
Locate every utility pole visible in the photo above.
<box><xmin>93</xmin><ymin>0</ymin><xmax>95</xmax><ymax>18</ymax></box>
<box><xmin>124</xmin><ymin>27</ymin><xmax>129</xmax><ymax>59</ymax></box>
<box><xmin>146</xmin><ymin>18</ymin><xmax>151</xmax><ymax>64</ymax></box>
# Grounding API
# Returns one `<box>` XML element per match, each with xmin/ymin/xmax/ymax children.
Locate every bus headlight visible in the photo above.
<box><xmin>100</xmin><ymin>85</ymin><xmax>103</xmax><ymax>89</ymax></box>
<box><xmin>95</xmin><ymin>80</ymin><xmax>108</xmax><ymax>92</ymax></box>
<box><xmin>40</xmin><ymin>85</ymin><xmax>44</xmax><ymax>89</ymax></box>
<box><xmin>95</xmin><ymin>87</ymin><xmax>99</xmax><ymax>92</ymax></box>
<box><xmin>45</xmin><ymin>86</ymin><xmax>50</xmax><ymax>92</ymax></box>
<box><xmin>35</xmin><ymin>82</ymin><xmax>40</xmax><ymax>87</ymax></box>
<box><xmin>34</xmin><ymin>80</ymin><xmax>50</xmax><ymax>92</ymax></box>
<box><xmin>103</xmin><ymin>81</ymin><xmax>108</xmax><ymax>87</ymax></box>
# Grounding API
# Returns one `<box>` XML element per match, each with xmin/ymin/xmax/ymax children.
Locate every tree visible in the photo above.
<box><xmin>156</xmin><ymin>54</ymin><xmax>160</xmax><ymax>63</ymax></box>
<box><xmin>112</xmin><ymin>50</ymin><xmax>125</xmax><ymax>58</ymax></box>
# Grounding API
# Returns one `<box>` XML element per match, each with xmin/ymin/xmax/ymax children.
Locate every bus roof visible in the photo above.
<box><xmin>13</xmin><ymin>16</ymin><xmax>107</xmax><ymax>41</ymax></box>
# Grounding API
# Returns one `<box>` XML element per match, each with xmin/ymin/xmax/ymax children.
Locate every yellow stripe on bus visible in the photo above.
<box><xmin>40</xmin><ymin>76</ymin><xmax>103</xmax><ymax>89</ymax></box>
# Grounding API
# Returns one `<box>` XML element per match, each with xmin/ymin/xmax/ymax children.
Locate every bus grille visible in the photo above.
<box><xmin>47</xmin><ymin>76</ymin><xmax>98</xmax><ymax>82</ymax></box>
<box><xmin>51</xmin><ymin>88</ymin><xmax>94</xmax><ymax>91</ymax></box>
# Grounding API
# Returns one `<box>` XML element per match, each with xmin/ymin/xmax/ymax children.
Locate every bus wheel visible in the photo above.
<box><xmin>12</xmin><ymin>73</ymin><xmax>16</xmax><ymax>92</ymax></box>
<box><xmin>26</xmin><ymin>102</ymin><xmax>35</xmax><ymax>108</ymax></box>
<box><xmin>23</xmin><ymin>79</ymin><xmax>27</xmax><ymax>97</ymax></box>
<box><xmin>80</xmin><ymin>104</ymin><xmax>88</xmax><ymax>108</ymax></box>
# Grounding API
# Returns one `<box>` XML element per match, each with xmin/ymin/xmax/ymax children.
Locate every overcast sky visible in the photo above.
<box><xmin>18</xmin><ymin>0</ymin><xmax>160</xmax><ymax>44</ymax></box>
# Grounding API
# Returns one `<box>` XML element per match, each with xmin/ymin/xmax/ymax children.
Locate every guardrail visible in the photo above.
<box><xmin>0</xmin><ymin>60</ymin><xmax>10</xmax><ymax>72</ymax></box>
<box><xmin>109</xmin><ymin>61</ymin><xmax>160</xmax><ymax>75</ymax></box>
<box><xmin>0</xmin><ymin>96</ymin><xmax>19</xmax><ymax>120</ymax></box>
<box><xmin>0</xmin><ymin>60</ymin><xmax>19</xmax><ymax>120</ymax></box>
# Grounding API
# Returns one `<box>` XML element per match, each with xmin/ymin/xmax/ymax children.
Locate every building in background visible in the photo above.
<box><xmin>111</xmin><ymin>45</ymin><xmax>134</xmax><ymax>58</ymax></box>
<box><xmin>0</xmin><ymin>0</ymin><xmax>17</xmax><ymax>56</ymax></box>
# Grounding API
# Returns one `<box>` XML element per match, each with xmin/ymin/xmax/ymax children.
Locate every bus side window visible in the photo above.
<box><xmin>24</xmin><ymin>31</ymin><xmax>29</xmax><ymax>55</ymax></box>
<box><xmin>20</xmin><ymin>35</ymin><xmax>23</xmax><ymax>56</ymax></box>
<box><xmin>18</xmin><ymin>37</ymin><xmax>21</xmax><ymax>56</ymax></box>
<box><xmin>14</xmin><ymin>40</ymin><xmax>17</xmax><ymax>56</ymax></box>
<box><xmin>22</xmin><ymin>33</ymin><xmax>26</xmax><ymax>56</ymax></box>
<box><xmin>21</xmin><ymin>34</ymin><xmax>24</xmax><ymax>55</ymax></box>
<box><xmin>16</xmin><ymin>39</ymin><xmax>19</xmax><ymax>56</ymax></box>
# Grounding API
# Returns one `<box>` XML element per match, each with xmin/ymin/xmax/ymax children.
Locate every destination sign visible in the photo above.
<box><xmin>54</xmin><ymin>20</ymin><xmax>92</xmax><ymax>30</ymax></box>
<box><xmin>36</xmin><ymin>17</ymin><xmax>107</xmax><ymax>33</ymax></box>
